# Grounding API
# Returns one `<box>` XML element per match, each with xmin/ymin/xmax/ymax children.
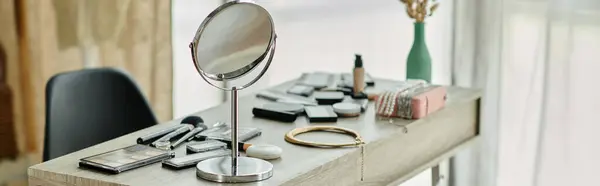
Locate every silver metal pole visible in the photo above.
<box><xmin>231</xmin><ymin>87</ymin><xmax>239</xmax><ymax>175</ymax></box>
<box><xmin>197</xmin><ymin>85</ymin><xmax>272</xmax><ymax>183</ymax></box>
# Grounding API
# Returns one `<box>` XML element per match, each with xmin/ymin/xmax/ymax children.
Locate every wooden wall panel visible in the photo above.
<box><xmin>20</xmin><ymin>0</ymin><xmax>86</xmax><ymax>156</ymax></box>
<box><xmin>1</xmin><ymin>0</ymin><xmax>26</xmax><ymax>155</ymax></box>
<box><xmin>151</xmin><ymin>0</ymin><xmax>174</xmax><ymax>122</ymax></box>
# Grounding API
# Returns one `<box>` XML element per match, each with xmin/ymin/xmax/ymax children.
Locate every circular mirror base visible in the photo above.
<box><xmin>196</xmin><ymin>156</ymin><xmax>273</xmax><ymax>183</ymax></box>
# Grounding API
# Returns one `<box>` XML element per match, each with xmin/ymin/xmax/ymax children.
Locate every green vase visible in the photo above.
<box><xmin>406</xmin><ymin>22</ymin><xmax>432</xmax><ymax>83</ymax></box>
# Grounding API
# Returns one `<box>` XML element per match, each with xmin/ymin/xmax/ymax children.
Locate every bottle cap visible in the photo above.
<box><xmin>354</xmin><ymin>54</ymin><xmax>363</xmax><ymax>68</ymax></box>
<box><xmin>351</xmin><ymin>92</ymin><xmax>368</xmax><ymax>99</ymax></box>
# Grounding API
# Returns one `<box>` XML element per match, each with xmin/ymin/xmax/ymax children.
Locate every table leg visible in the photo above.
<box><xmin>432</xmin><ymin>164</ymin><xmax>440</xmax><ymax>186</ymax></box>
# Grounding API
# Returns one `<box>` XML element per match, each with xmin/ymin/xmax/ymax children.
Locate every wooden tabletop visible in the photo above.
<box><xmin>28</xmin><ymin>79</ymin><xmax>481</xmax><ymax>186</ymax></box>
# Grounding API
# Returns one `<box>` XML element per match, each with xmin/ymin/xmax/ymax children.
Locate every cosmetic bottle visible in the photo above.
<box><xmin>352</xmin><ymin>54</ymin><xmax>367</xmax><ymax>99</ymax></box>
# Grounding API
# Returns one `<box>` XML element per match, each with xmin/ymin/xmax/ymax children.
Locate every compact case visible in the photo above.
<box><xmin>252</xmin><ymin>102</ymin><xmax>303</xmax><ymax>122</ymax></box>
<box><xmin>79</xmin><ymin>144</ymin><xmax>174</xmax><ymax>174</ymax></box>
<box><xmin>297</xmin><ymin>72</ymin><xmax>334</xmax><ymax>89</ymax></box>
<box><xmin>187</xmin><ymin>140</ymin><xmax>228</xmax><ymax>154</ymax></box>
<box><xmin>287</xmin><ymin>85</ymin><xmax>314</xmax><ymax>97</ymax></box>
<box><xmin>195</xmin><ymin>126</ymin><xmax>261</xmax><ymax>142</ymax></box>
<box><xmin>313</xmin><ymin>91</ymin><xmax>345</xmax><ymax>105</ymax></box>
<box><xmin>252</xmin><ymin>107</ymin><xmax>298</xmax><ymax>122</ymax></box>
<box><xmin>305</xmin><ymin>106</ymin><xmax>338</xmax><ymax>122</ymax></box>
<box><xmin>262</xmin><ymin>102</ymin><xmax>304</xmax><ymax>114</ymax></box>
<box><xmin>332</xmin><ymin>102</ymin><xmax>361</xmax><ymax>117</ymax></box>
<box><xmin>408</xmin><ymin>86</ymin><xmax>446</xmax><ymax>119</ymax></box>
<box><xmin>343</xmin><ymin>96</ymin><xmax>368</xmax><ymax>111</ymax></box>
<box><xmin>163</xmin><ymin>149</ymin><xmax>230</xmax><ymax>169</ymax></box>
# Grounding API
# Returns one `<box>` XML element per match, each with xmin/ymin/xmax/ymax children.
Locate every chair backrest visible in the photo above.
<box><xmin>44</xmin><ymin>68</ymin><xmax>158</xmax><ymax>161</ymax></box>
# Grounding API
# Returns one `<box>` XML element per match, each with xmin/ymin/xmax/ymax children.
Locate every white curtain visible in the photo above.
<box><xmin>453</xmin><ymin>0</ymin><xmax>600</xmax><ymax>185</ymax></box>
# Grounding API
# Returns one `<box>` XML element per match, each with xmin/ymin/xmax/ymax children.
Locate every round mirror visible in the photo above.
<box><xmin>190</xmin><ymin>1</ymin><xmax>275</xmax><ymax>82</ymax></box>
<box><xmin>192</xmin><ymin>1</ymin><xmax>277</xmax><ymax>183</ymax></box>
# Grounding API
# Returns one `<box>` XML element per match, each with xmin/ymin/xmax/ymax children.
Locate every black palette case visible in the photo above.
<box><xmin>79</xmin><ymin>144</ymin><xmax>174</xmax><ymax>174</ymax></box>
<box><xmin>305</xmin><ymin>106</ymin><xmax>338</xmax><ymax>122</ymax></box>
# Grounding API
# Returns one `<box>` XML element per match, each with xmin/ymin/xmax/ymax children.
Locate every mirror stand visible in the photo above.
<box><xmin>195</xmin><ymin>87</ymin><xmax>274</xmax><ymax>183</ymax></box>
<box><xmin>194</xmin><ymin>41</ymin><xmax>277</xmax><ymax>182</ymax></box>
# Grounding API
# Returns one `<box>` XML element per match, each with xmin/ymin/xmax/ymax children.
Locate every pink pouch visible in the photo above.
<box><xmin>408</xmin><ymin>86</ymin><xmax>447</xmax><ymax>119</ymax></box>
<box><xmin>376</xmin><ymin>84</ymin><xmax>447</xmax><ymax>119</ymax></box>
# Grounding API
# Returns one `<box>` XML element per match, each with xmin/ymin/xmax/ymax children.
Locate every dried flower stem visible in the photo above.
<box><xmin>400</xmin><ymin>0</ymin><xmax>439</xmax><ymax>23</ymax></box>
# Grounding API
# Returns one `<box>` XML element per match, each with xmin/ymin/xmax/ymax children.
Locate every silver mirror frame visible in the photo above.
<box><xmin>189</xmin><ymin>1</ymin><xmax>277</xmax><ymax>183</ymax></box>
<box><xmin>189</xmin><ymin>1</ymin><xmax>276</xmax><ymax>91</ymax></box>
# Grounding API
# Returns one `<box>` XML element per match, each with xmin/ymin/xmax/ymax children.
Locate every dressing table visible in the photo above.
<box><xmin>28</xmin><ymin>78</ymin><xmax>480</xmax><ymax>186</ymax></box>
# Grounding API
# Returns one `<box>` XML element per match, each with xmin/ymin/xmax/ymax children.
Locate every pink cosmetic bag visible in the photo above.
<box><xmin>376</xmin><ymin>82</ymin><xmax>446</xmax><ymax>119</ymax></box>
<box><xmin>407</xmin><ymin>86</ymin><xmax>446</xmax><ymax>119</ymax></box>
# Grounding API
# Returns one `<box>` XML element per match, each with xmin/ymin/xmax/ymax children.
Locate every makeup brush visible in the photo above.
<box><xmin>169</xmin><ymin>117</ymin><xmax>209</xmax><ymax>149</ymax></box>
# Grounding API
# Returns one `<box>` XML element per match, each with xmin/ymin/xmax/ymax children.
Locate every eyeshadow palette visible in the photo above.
<box><xmin>313</xmin><ymin>91</ymin><xmax>345</xmax><ymax>105</ymax></box>
<box><xmin>305</xmin><ymin>106</ymin><xmax>338</xmax><ymax>122</ymax></box>
<box><xmin>79</xmin><ymin>144</ymin><xmax>174</xmax><ymax>174</ymax></box>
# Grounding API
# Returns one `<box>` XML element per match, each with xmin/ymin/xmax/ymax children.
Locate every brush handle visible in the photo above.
<box><xmin>170</xmin><ymin>125</ymin><xmax>208</xmax><ymax>149</ymax></box>
<box><xmin>137</xmin><ymin>125</ymin><xmax>182</xmax><ymax>144</ymax></box>
<box><xmin>151</xmin><ymin>124</ymin><xmax>193</xmax><ymax>147</ymax></box>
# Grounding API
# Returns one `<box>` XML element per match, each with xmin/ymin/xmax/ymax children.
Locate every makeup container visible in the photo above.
<box><xmin>263</xmin><ymin>102</ymin><xmax>304</xmax><ymax>114</ymax></box>
<box><xmin>375</xmin><ymin>84</ymin><xmax>447</xmax><ymax>119</ymax></box>
<box><xmin>332</xmin><ymin>102</ymin><xmax>361</xmax><ymax>117</ymax></box>
<box><xmin>195</xmin><ymin>126</ymin><xmax>262</xmax><ymax>142</ymax></box>
<box><xmin>341</xmin><ymin>73</ymin><xmax>375</xmax><ymax>86</ymax></box>
<box><xmin>163</xmin><ymin>149</ymin><xmax>231</xmax><ymax>169</ymax></box>
<box><xmin>352</xmin><ymin>54</ymin><xmax>368</xmax><ymax>99</ymax></box>
<box><xmin>313</xmin><ymin>91</ymin><xmax>345</xmax><ymax>105</ymax></box>
<box><xmin>305</xmin><ymin>106</ymin><xmax>338</xmax><ymax>122</ymax></box>
<box><xmin>343</xmin><ymin>96</ymin><xmax>368</xmax><ymax>112</ymax></box>
<box><xmin>153</xmin><ymin>140</ymin><xmax>171</xmax><ymax>151</ymax></box>
<box><xmin>215</xmin><ymin>140</ymin><xmax>283</xmax><ymax>160</ymax></box>
<box><xmin>252</xmin><ymin>107</ymin><xmax>297</xmax><ymax>122</ymax></box>
<box><xmin>187</xmin><ymin>140</ymin><xmax>228</xmax><ymax>154</ymax></box>
<box><xmin>287</xmin><ymin>85</ymin><xmax>314</xmax><ymax>97</ymax></box>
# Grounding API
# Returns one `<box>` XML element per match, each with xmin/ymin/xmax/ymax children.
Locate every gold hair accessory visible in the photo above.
<box><xmin>285</xmin><ymin>126</ymin><xmax>366</xmax><ymax>181</ymax></box>
<box><xmin>284</xmin><ymin>126</ymin><xmax>364</xmax><ymax>148</ymax></box>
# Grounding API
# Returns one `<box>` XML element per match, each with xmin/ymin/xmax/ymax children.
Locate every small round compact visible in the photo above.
<box><xmin>332</xmin><ymin>102</ymin><xmax>361</xmax><ymax>117</ymax></box>
<box><xmin>246</xmin><ymin>144</ymin><xmax>282</xmax><ymax>160</ymax></box>
<box><xmin>153</xmin><ymin>140</ymin><xmax>171</xmax><ymax>151</ymax></box>
<box><xmin>263</xmin><ymin>102</ymin><xmax>305</xmax><ymax>114</ymax></box>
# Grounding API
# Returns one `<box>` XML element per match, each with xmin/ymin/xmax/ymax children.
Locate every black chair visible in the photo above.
<box><xmin>44</xmin><ymin>68</ymin><xmax>158</xmax><ymax>161</ymax></box>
